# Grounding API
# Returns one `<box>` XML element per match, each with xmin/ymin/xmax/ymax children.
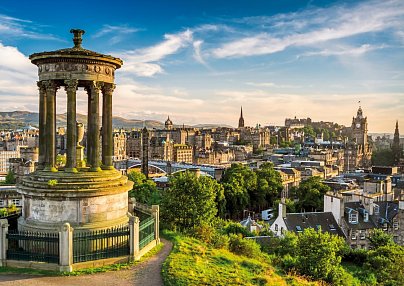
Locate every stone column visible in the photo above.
<box><xmin>86</xmin><ymin>81</ymin><xmax>102</xmax><ymax>171</ymax></box>
<box><xmin>59</xmin><ymin>223</ymin><xmax>73</xmax><ymax>272</ymax></box>
<box><xmin>37</xmin><ymin>81</ymin><xmax>47</xmax><ymax>170</ymax></box>
<box><xmin>0</xmin><ymin>219</ymin><xmax>9</xmax><ymax>266</ymax></box>
<box><xmin>128</xmin><ymin>214</ymin><xmax>140</xmax><ymax>261</ymax></box>
<box><xmin>44</xmin><ymin>80</ymin><xmax>58</xmax><ymax>172</ymax></box>
<box><xmin>64</xmin><ymin>79</ymin><xmax>78</xmax><ymax>172</ymax></box>
<box><xmin>102</xmin><ymin>84</ymin><xmax>115</xmax><ymax>170</ymax></box>
<box><xmin>152</xmin><ymin>205</ymin><xmax>160</xmax><ymax>244</ymax></box>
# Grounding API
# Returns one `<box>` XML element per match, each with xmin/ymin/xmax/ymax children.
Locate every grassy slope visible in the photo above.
<box><xmin>162</xmin><ymin>232</ymin><xmax>319</xmax><ymax>286</ymax></box>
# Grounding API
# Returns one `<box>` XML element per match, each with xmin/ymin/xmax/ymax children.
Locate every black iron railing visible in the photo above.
<box><xmin>6</xmin><ymin>230</ymin><xmax>59</xmax><ymax>263</ymax></box>
<box><xmin>73</xmin><ymin>226</ymin><xmax>130</xmax><ymax>263</ymax></box>
<box><xmin>139</xmin><ymin>216</ymin><xmax>155</xmax><ymax>249</ymax></box>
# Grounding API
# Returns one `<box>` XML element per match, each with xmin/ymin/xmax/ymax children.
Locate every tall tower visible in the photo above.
<box><xmin>141</xmin><ymin>126</ymin><xmax>149</xmax><ymax>178</ymax></box>
<box><xmin>392</xmin><ymin>121</ymin><xmax>401</xmax><ymax>165</ymax></box>
<box><xmin>238</xmin><ymin>106</ymin><xmax>245</xmax><ymax>128</ymax></box>
<box><xmin>351</xmin><ymin>106</ymin><xmax>368</xmax><ymax>146</ymax></box>
<box><xmin>165</xmin><ymin>116</ymin><xmax>173</xmax><ymax>130</ymax></box>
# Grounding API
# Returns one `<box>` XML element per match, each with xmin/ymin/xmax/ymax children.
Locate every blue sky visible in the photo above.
<box><xmin>0</xmin><ymin>0</ymin><xmax>403</xmax><ymax>132</ymax></box>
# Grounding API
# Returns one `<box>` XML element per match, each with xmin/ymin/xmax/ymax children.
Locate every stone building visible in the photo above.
<box><xmin>126</xmin><ymin>130</ymin><xmax>142</xmax><ymax>158</ymax></box>
<box><xmin>113</xmin><ymin>129</ymin><xmax>127</xmax><ymax>161</ymax></box>
<box><xmin>173</xmin><ymin>144</ymin><xmax>193</xmax><ymax>164</ymax></box>
<box><xmin>0</xmin><ymin>150</ymin><xmax>19</xmax><ymax>173</ymax></box>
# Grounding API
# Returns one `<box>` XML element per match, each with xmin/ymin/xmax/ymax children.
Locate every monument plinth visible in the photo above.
<box><xmin>17</xmin><ymin>29</ymin><xmax>133</xmax><ymax>232</ymax></box>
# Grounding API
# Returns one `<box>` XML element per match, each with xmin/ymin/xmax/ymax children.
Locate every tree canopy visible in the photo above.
<box><xmin>127</xmin><ymin>170</ymin><xmax>160</xmax><ymax>205</ymax></box>
<box><xmin>291</xmin><ymin>176</ymin><xmax>330</xmax><ymax>212</ymax></box>
<box><xmin>161</xmin><ymin>171</ymin><xmax>224</xmax><ymax>231</ymax></box>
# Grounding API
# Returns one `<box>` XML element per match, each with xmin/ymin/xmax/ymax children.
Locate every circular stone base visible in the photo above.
<box><xmin>17</xmin><ymin>169</ymin><xmax>134</xmax><ymax>231</ymax></box>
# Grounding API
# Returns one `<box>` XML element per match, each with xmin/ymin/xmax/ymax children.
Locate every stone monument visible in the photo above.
<box><xmin>17</xmin><ymin>29</ymin><xmax>133</xmax><ymax>232</ymax></box>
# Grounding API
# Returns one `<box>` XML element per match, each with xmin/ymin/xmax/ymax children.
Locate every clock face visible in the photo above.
<box><xmin>356</xmin><ymin>123</ymin><xmax>361</xmax><ymax>128</ymax></box>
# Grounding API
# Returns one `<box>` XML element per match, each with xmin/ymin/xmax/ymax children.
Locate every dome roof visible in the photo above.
<box><xmin>165</xmin><ymin>116</ymin><xmax>173</xmax><ymax>125</ymax></box>
<box><xmin>29</xmin><ymin>29</ymin><xmax>122</xmax><ymax>69</ymax></box>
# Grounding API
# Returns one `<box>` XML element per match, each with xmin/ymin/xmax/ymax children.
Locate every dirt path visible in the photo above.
<box><xmin>0</xmin><ymin>239</ymin><xmax>173</xmax><ymax>286</ymax></box>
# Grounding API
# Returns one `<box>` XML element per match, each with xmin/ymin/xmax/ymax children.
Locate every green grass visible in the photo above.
<box><xmin>162</xmin><ymin>231</ymin><xmax>318</xmax><ymax>286</ymax></box>
<box><xmin>0</xmin><ymin>266</ymin><xmax>59</xmax><ymax>276</ymax></box>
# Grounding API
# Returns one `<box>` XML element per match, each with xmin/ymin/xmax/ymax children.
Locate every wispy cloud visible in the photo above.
<box><xmin>93</xmin><ymin>24</ymin><xmax>140</xmax><ymax>44</ymax></box>
<box><xmin>302</xmin><ymin>44</ymin><xmax>387</xmax><ymax>57</ymax></box>
<box><xmin>0</xmin><ymin>14</ymin><xmax>58</xmax><ymax>40</ymax></box>
<box><xmin>211</xmin><ymin>0</ymin><xmax>404</xmax><ymax>58</ymax></box>
<box><xmin>119</xmin><ymin>29</ymin><xmax>193</xmax><ymax>76</ymax></box>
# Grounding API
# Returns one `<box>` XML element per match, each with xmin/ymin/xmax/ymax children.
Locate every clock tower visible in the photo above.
<box><xmin>351</xmin><ymin>106</ymin><xmax>368</xmax><ymax>146</ymax></box>
<box><xmin>344</xmin><ymin>106</ymin><xmax>372</xmax><ymax>171</ymax></box>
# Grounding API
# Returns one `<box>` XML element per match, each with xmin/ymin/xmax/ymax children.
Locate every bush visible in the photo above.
<box><xmin>343</xmin><ymin>248</ymin><xmax>368</xmax><ymax>265</ymax></box>
<box><xmin>223</xmin><ymin>221</ymin><xmax>254</xmax><ymax>237</ymax></box>
<box><xmin>228</xmin><ymin>234</ymin><xmax>262</xmax><ymax>258</ymax></box>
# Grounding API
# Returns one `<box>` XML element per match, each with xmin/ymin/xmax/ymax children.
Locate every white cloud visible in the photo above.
<box><xmin>120</xmin><ymin>29</ymin><xmax>193</xmax><ymax>76</ymax></box>
<box><xmin>0</xmin><ymin>14</ymin><xmax>58</xmax><ymax>40</ymax></box>
<box><xmin>211</xmin><ymin>0</ymin><xmax>404</xmax><ymax>58</ymax></box>
<box><xmin>302</xmin><ymin>44</ymin><xmax>386</xmax><ymax>57</ymax></box>
<box><xmin>92</xmin><ymin>24</ymin><xmax>140</xmax><ymax>44</ymax></box>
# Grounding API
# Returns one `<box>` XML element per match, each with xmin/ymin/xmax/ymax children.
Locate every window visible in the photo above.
<box><xmin>364</xmin><ymin>212</ymin><xmax>369</xmax><ymax>222</ymax></box>
<box><xmin>11</xmin><ymin>199</ymin><xmax>21</xmax><ymax>206</ymax></box>
<box><xmin>349</xmin><ymin>212</ymin><xmax>358</xmax><ymax>224</ymax></box>
<box><xmin>296</xmin><ymin>225</ymin><xmax>302</xmax><ymax>232</ymax></box>
<box><xmin>374</xmin><ymin>204</ymin><xmax>380</xmax><ymax>215</ymax></box>
<box><xmin>351</xmin><ymin>230</ymin><xmax>357</xmax><ymax>240</ymax></box>
<box><xmin>316</xmin><ymin>224</ymin><xmax>321</xmax><ymax>231</ymax></box>
<box><xmin>360</xmin><ymin>230</ymin><xmax>366</xmax><ymax>240</ymax></box>
<box><xmin>329</xmin><ymin>224</ymin><xmax>336</xmax><ymax>230</ymax></box>
<box><xmin>0</xmin><ymin>200</ymin><xmax>4</xmax><ymax>207</ymax></box>
<box><xmin>393</xmin><ymin>221</ymin><xmax>399</xmax><ymax>230</ymax></box>
<box><xmin>383</xmin><ymin>223</ymin><xmax>388</xmax><ymax>231</ymax></box>
<box><xmin>275</xmin><ymin>224</ymin><xmax>278</xmax><ymax>231</ymax></box>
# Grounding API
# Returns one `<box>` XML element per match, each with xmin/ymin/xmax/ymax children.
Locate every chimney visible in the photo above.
<box><xmin>279</xmin><ymin>202</ymin><xmax>287</xmax><ymax>219</ymax></box>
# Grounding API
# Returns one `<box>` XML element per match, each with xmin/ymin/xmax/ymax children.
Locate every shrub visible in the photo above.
<box><xmin>223</xmin><ymin>221</ymin><xmax>254</xmax><ymax>237</ymax></box>
<box><xmin>228</xmin><ymin>234</ymin><xmax>262</xmax><ymax>258</ymax></box>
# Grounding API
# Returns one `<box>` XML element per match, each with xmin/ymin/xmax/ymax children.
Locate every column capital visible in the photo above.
<box><xmin>85</xmin><ymin>81</ymin><xmax>103</xmax><ymax>93</ymax></box>
<box><xmin>37</xmin><ymin>81</ymin><xmax>46</xmax><ymax>91</ymax></box>
<box><xmin>42</xmin><ymin>80</ymin><xmax>59</xmax><ymax>93</ymax></box>
<box><xmin>64</xmin><ymin>79</ymin><xmax>79</xmax><ymax>92</ymax></box>
<box><xmin>102</xmin><ymin>83</ymin><xmax>116</xmax><ymax>95</ymax></box>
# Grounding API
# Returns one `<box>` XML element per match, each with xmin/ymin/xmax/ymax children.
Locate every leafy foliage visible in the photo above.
<box><xmin>290</xmin><ymin>176</ymin><xmax>330</xmax><ymax>212</ymax></box>
<box><xmin>371</xmin><ymin>149</ymin><xmax>395</xmax><ymax>166</ymax></box>
<box><xmin>127</xmin><ymin>171</ymin><xmax>160</xmax><ymax>205</ymax></box>
<box><xmin>161</xmin><ymin>171</ymin><xmax>223</xmax><ymax>231</ymax></box>
<box><xmin>5</xmin><ymin>170</ymin><xmax>16</xmax><ymax>184</ymax></box>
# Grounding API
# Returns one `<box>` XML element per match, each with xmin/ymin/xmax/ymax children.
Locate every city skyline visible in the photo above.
<box><xmin>0</xmin><ymin>0</ymin><xmax>403</xmax><ymax>132</ymax></box>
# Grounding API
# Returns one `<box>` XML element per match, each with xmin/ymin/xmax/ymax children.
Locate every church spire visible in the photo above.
<box><xmin>238</xmin><ymin>106</ymin><xmax>244</xmax><ymax>128</ymax></box>
<box><xmin>393</xmin><ymin>120</ymin><xmax>401</xmax><ymax>165</ymax></box>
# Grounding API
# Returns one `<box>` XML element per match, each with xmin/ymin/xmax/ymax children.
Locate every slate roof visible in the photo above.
<box><xmin>343</xmin><ymin>201</ymin><xmax>399</xmax><ymax>230</ymax></box>
<box><xmin>284</xmin><ymin>212</ymin><xmax>345</xmax><ymax>238</ymax></box>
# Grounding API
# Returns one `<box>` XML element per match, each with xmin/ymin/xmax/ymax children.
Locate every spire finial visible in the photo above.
<box><xmin>70</xmin><ymin>29</ymin><xmax>85</xmax><ymax>49</ymax></box>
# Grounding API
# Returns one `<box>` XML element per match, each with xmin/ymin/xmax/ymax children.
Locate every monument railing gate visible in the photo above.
<box><xmin>6</xmin><ymin>230</ymin><xmax>59</xmax><ymax>263</ymax></box>
<box><xmin>73</xmin><ymin>226</ymin><xmax>130</xmax><ymax>263</ymax></box>
<box><xmin>0</xmin><ymin>205</ymin><xmax>159</xmax><ymax>272</ymax></box>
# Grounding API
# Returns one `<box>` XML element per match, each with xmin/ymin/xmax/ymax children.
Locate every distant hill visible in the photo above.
<box><xmin>0</xmin><ymin>111</ymin><xmax>234</xmax><ymax>130</ymax></box>
<box><xmin>0</xmin><ymin>111</ymin><xmax>164</xmax><ymax>130</ymax></box>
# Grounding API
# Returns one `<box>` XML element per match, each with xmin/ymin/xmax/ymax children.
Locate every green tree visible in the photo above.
<box><xmin>368</xmin><ymin>229</ymin><xmax>394</xmax><ymax>249</ymax></box>
<box><xmin>289</xmin><ymin>228</ymin><xmax>350</xmax><ymax>284</ymax></box>
<box><xmin>221</xmin><ymin>164</ymin><xmax>256</xmax><ymax>218</ymax></box>
<box><xmin>365</xmin><ymin>244</ymin><xmax>404</xmax><ymax>285</ymax></box>
<box><xmin>252</xmin><ymin>162</ymin><xmax>283</xmax><ymax>210</ymax></box>
<box><xmin>303</xmin><ymin>126</ymin><xmax>316</xmax><ymax>138</ymax></box>
<box><xmin>291</xmin><ymin>176</ymin><xmax>330</xmax><ymax>212</ymax></box>
<box><xmin>127</xmin><ymin>171</ymin><xmax>160</xmax><ymax>205</ymax></box>
<box><xmin>161</xmin><ymin>171</ymin><xmax>224</xmax><ymax>231</ymax></box>
<box><xmin>371</xmin><ymin>149</ymin><xmax>395</xmax><ymax>166</ymax></box>
<box><xmin>5</xmin><ymin>170</ymin><xmax>16</xmax><ymax>184</ymax></box>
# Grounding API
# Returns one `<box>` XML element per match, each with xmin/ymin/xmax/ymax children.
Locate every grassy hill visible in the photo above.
<box><xmin>162</xmin><ymin>231</ymin><xmax>318</xmax><ymax>286</ymax></box>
